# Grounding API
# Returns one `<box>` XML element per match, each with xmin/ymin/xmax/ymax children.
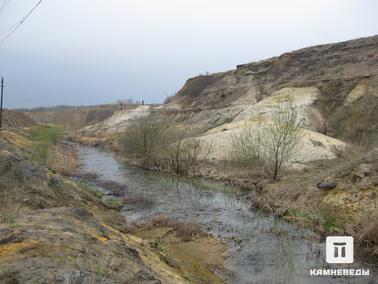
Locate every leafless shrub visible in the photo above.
<box><xmin>163</xmin><ymin>126</ymin><xmax>213</xmax><ymax>174</ymax></box>
<box><xmin>230</xmin><ymin>121</ymin><xmax>262</xmax><ymax>167</ymax></box>
<box><xmin>262</xmin><ymin>103</ymin><xmax>303</xmax><ymax>180</ymax></box>
<box><xmin>120</xmin><ymin>117</ymin><xmax>212</xmax><ymax>174</ymax></box>
<box><xmin>119</xmin><ymin>115</ymin><xmax>166</xmax><ymax>167</ymax></box>
<box><xmin>230</xmin><ymin>102</ymin><xmax>303</xmax><ymax>180</ymax></box>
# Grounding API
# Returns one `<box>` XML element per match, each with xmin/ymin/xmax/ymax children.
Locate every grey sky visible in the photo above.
<box><xmin>0</xmin><ymin>0</ymin><xmax>377</xmax><ymax>108</ymax></box>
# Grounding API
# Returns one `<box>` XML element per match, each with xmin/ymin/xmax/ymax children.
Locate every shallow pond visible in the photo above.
<box><xmin>75</xmin><ymin>145</ymin><xmax>377</xmax><ymax>284</ymax></box>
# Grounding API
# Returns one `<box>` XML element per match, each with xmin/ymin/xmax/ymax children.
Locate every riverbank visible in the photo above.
<box><xmin>1</xmin><ymin>126</ymin><xmax>237</xmax><ymax>283</ymax></box>
<box><xmin>0</xmin><ymin>127</ymin><xmax>196</xmax><ymax>283</ymax></box>
<box><xmin>70</xmin><ymin>134</ymin><xmax>378</xmax><ymax>261</ymax></box>
<box><xmin>73</xmin><ymin>143</ymin><xmax>378</xmax><ymax>283</ymax></box>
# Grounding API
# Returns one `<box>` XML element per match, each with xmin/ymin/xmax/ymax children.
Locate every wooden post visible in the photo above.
<box><xmin>0</xmin><ymin>77</ymin><xmax>4</xmax><ymax>128</ymax></box>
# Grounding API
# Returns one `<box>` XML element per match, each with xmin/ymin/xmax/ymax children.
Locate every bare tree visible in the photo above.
<box><xmin>164</xmin><ymin>125</ymin><xmax>190</xmax><ymax>174</ymax></box>
<box><xmin>162</xmin><ymin>124</ymin><xmax>212</xmax><ymax>174</ymax></box>
<box><xmin>229</xmin><ymin>102</ymin><xmax>303</xmax><ymax>180</ymax></box>
<box><xmin>261</xmin><ymin>103</ymin><xmax>303</xmax><ymax>180</ymax></box>
<box><xmin>120</xmin><ymin>118</ymin><xmax>212</xmax><ymax>174</ymax></box>
<box><xmin>120</xmin><ymin>116</ymin><xmax>165</xmax><ymax>167</ymax></box>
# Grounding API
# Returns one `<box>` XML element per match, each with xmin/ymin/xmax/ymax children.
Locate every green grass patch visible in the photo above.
<box><xmin>29</xmin><ymin>125</ymin><xmax>64</xmax><ymax>165</ymax></box>
<box><xmin>102</xmin><ymin>196</ymin><xmax>123</xmax><ymax>210</ymax></box>
<box><xmin>288</xmin><ymin>209</ymin><xmax>311</xmax><ymax>220</ymax></box>
<box><xmin>321</xmin><ymin>220</ymin><xmax>340</xmax><ymax>231</ymax></box>
<box><xmin>0</xmin><ymin>212</ymin><xmax>18</xmax><ymax>227</ymax></box>
<box><xmin>78</xmin><ymin>182</ymin><xmax>105</xmax><ymax>200</ymax></box>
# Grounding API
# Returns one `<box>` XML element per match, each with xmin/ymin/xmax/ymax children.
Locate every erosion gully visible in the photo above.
<box><xmin>74</xmin><ymin>145</ymin><xmax>377</xmax><ymax>284</ymax></box>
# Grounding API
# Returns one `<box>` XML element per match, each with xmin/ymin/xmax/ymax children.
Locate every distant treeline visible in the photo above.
<box><xmin>14</xmin><ymin>104</ymin><xmax>118</xmax><ymax>112</ymax></box>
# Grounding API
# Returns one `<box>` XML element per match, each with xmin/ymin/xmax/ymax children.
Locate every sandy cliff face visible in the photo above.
<box><xmin>166</xmin><ymin>35</ymin><xmax>378</xmax><ymax>151</ymax></box>
<box><xmin>83</xmin><ymin>35</ymin><xmax>378</xmax><ymax>163</ymax></box>
<box><xmin>171</xmin><ymin>35</ymin><xmax>378</xmax><ymax>111</ymax></box>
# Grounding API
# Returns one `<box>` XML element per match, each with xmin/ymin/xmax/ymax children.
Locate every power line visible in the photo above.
<box><xmin>0</xmin><ymin>0</ymin><xmax>11</xmax><ymax>14</ymax></box>
<box><xmin>0</xmin><ymin>21</ymin><xmax>19</xmax><ymax>36</ymax></box>
<box><xmin>0</xmin><ymin>0</ymin><xmax>42</xmax><ymax>45</ymax></box>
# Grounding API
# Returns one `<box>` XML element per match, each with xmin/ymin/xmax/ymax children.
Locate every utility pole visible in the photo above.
<box><xmin>0</xmin><ymin>77</ymin><xmax>4</xmax><ymax>129</ymax></box>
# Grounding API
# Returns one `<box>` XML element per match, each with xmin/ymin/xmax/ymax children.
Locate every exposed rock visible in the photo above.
<box><xmin>317</xmin><ymin>182</ymin><xmax>337</xmax><ymax>190</ymax></box>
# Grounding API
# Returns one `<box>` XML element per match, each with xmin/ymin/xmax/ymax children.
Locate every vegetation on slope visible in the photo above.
<box><xmin>0</xmin><ymin>128</ymin><xmax>190</xmax><ymax>283</ymax></box>
<box><xmin>1</xmin><ymin>127</ymin><xmax>228</xmax><ymax>283</ymax></box>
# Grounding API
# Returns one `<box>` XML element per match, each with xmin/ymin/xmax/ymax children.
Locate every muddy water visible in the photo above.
<box><xmin>75</xmin><ymin>145</ymin><xmax>377</xmax><ymax>284</ymax></box>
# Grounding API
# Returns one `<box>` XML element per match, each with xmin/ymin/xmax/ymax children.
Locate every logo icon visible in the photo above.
<box><xmin>326</xmin><ymin>236</ymin><xmax>354</xmax><ymax>264</ymax></box>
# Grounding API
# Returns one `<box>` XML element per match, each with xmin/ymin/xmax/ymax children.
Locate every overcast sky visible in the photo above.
<box><xmin>0</xmin><ymin>0</ymin><xmax>377</xmax><ymax>108</ymax></box>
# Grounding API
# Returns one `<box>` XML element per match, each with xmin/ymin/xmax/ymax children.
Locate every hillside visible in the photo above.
<box><xmin>169</xmin><ymin>35</ymin><xmax>378</xmax><ymax>145</ymax></box>
<box><xmin>79</xmin><ymin>37</ymin><xmax>378</xmax><ymax>166</ymax></box>
<box><xmin>1</xmin><ymin>109</ymin><xmax>36</xmax><ymax>128</ymax></box>
<box><xmin>23</xmin><ymin>104</ymin><xmax>127</xmax><ymax>131</ymax></box>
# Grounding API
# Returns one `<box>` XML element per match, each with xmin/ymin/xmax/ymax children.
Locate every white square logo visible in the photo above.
<box><xmin>326</xmin><ymin>236</ymin><xmax>354</xmax><ymax>264</ymax></box>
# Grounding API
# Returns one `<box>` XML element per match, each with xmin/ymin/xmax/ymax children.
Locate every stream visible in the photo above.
<box><xmin>74</xmin><ymin>145</ymin><xmax>377</xmax><ymax>284</ymax></box>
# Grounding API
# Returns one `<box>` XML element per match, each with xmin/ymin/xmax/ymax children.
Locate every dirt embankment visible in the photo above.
<box><xmin>1</xmin><ymin>110</ymin><xmax>36</xmax><ymax>128</ymax></box>
<box><xmin>0</xmin><ymin>128</ymin><xmax>209</xmax><ymax>283</ymax></box>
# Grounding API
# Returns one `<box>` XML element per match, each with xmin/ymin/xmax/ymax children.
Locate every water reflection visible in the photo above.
<box><xmin>75</xmin><ymin>146</ymin><xmax>377</xmax><ymax>284</ymax></box>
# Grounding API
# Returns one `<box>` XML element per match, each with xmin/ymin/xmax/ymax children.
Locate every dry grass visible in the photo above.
<box><xmin>348</xmin><ymin>210</ymin><xmax>378</xmax><ymax>255</ymax></box>
<box><xmin>175</xmin><ymin>222</ymin><xmax>207</xmax><ymax>241</ymax></box>
<box><xmin>46</xmin><ymin>143</ymin><xmax>79</xmax><ymax>175</ymax></box>
<box><xmin>70</xmin><ymin>250</ymin><xmax>119</xmax><ymax>283</ymax></box>
<box><xmin>132</xmin><ymin>213</ymin><xmax>178</xmax><ymax>231</ymax></box>
<box><xmin>249</xmin><ymin>191</ymin><xmax>274</xmax><ymax>213</ymax></box>
<box><xmin>0</xmin><ymin>195</ymin><xmax>21</xmax><ymax>226</ymax></box>
<box><xmin>0</xmin><ymin>129</ymin><xmax>32</xmax><ymax>149</ymax></box>
<box><xmin>132</xmin><ymin>214</ymin><xmax>207</xmax><ymax>241</ymax></box>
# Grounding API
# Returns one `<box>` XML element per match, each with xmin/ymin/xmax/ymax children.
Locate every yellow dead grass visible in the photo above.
<box><xmin>0</xmin><ymin>130</ymin><xmax>31</xmax><ymax>149</ymax></box>
<box><xmin>0</xmin><ymin>241</ymin><xmax>39</xmax><ymax>258</ymax></box>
